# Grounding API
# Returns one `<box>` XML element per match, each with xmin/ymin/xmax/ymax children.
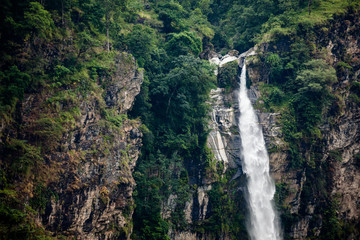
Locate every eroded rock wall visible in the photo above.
<box><xmin>245</xmin><ymin>10</ymin><xmax>360</xmax><ymax>239</ymax></box>
<box><xmin>1</xmin><ymin>53</ymin><xmax>143</xmax><ymax>239</ymax></box>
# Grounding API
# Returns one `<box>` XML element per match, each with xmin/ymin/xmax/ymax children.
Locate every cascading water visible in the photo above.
<box><xmin>238</xmin><ymin>61</ymin><xmax>281</xmax><ymax>240</ymax></box>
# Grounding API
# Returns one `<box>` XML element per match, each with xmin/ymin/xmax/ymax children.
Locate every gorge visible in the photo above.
<box><xmin>1</xmin><ymin>1</ymin><xmax>360</xmax><ymax>240</ymax></box>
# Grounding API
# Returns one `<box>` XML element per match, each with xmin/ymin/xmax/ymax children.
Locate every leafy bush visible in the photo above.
<box><xmin>165</xmin><ymin>31</ymin><xmax>202</xmax><ymax>57</ymax></box>
<box><xmin>217</xmin><ymin>61</ymin><xmax>239</xmax><ymax>88</ymax></box>
<box><xmin>158</xmin><ymin>2</ymin><xmax>187</xmax><ymax>33</ymax></box>
<box><xmin>291</xmin><ymin>59</ymin><xmax>337</xmax><ymax>134</ymax></box>
<box><xmin>24</xmin><ymin>2</ymin><xmax>54</xmax><ymax>39</ymax></box>
<box><xmin>3</xmin><ymin>139</ymin><xmax>42</xmax><ymax>177</ymax></box>
<box><xmin>0</xmin><ymin>66</ymin><xmax>31</xmax><ymax>105</ymax></box>
<box><xmin>269</xmin><ymin>87</ymin><xmax>285</xmax><ymax>105</ymax></box>
<box><xmin>0</xmin><ymin>188</ymin><xmax>51</xmax><ymax>239</ymax></box>
<box><xmin>126</xmin><ymin>24</ymin><xmax>157</xmax><ymax>67</ymax></box>
<box><xmin>102</xmin><ymin>109</ymin><xmax>127</xmax><ymax>128</ymax></box>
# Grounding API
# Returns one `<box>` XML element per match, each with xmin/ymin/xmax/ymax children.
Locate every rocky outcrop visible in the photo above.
<box><xmin>43</xmin><ymin>118</ymin><xmax>142</xmax><ymax>239</ymax></box>
<box><xmin>47</xmin><ymin>53</ymin><xmax>142</xmax><ymax>239</ymax></box>
<box><xmin>2</xmin><ymin>52</ymin><xmax>143</xmax><ymax>239</ymax></box>
<box><xmin>207</xmin><ymin>87</ymin><xmax>240</xmax><ymax>170</ymax></box>
<box><xmin>104</xmin><ymin>54</ymin><xmax>144</xmax><ymax>114</ymax></box>
<box><xmin>319</xmin><ymin>10</ymin><xmax>360</xmax><ymax>225</ymax></box>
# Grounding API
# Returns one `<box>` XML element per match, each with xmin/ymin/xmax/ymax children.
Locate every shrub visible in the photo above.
<box><xmin>126</xmin><ymin>24</ymin><xmax>157</xmax><ymax>67</ymax></box>
<box><xmin>24</xmin><ymin>2</ymin><xmax>54</xmax><ymax>39</ymax></box>
<box><xmin>165</xmin><ymin>31</ymin><xmax>202</xmax><ymax>57</ymax></box>
<box><xmin>0</xmin><ymin>66</ymin><xmax>31</xmax><ymax>105</ymax></box>
<box><xmin>3</xmin><ymin>139</ymin><xmax>41</xmax><ymax>177</ymax></box>
<box><xmin>217</xmin><ymin>61</ymin><xmax>239</xmax><ymax>88</ymax></box>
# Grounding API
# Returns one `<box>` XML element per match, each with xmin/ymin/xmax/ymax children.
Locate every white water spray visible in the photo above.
<box><xmin>238</xmin><ymin>62</ymin><xmax>281</xmax><ymax>240</ymax></box>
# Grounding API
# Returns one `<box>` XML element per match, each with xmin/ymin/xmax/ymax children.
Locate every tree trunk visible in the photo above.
<box><xmin>308</xmin><ymin>0</ymin><xmax>312</xmax><ymax>15</ymax></box>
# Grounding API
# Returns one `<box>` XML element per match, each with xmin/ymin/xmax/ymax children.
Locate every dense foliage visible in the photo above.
<box><xmin>1</xmin><ymin>0</ymin><xmax>360</xmax><ymax>239</ymax></box>
<box><xmin>0</xmin><ymin>0</ymin><xmax>217</xmax><ymax>239</ymax></box>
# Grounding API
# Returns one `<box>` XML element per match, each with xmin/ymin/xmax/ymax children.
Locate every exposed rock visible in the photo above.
<box><xmin>196</xmin><ymin>185</ymin><xmax>212</xmax><ymax>221</ymax></box>
<box><xmin>228</xmin><ymin>50</ymin><xmax>239</xmax><ymax>56</ymax></box>
<box><xmin>169</xmin><ymin>230</ymin><xmax>200</xmax><ymax>240</ymax></box>
<box><xmin>14</xmin><ymin>53</ymin><xmax>144</xmax><ymax>239</ymax></box>
<box><xmin>219</xmin><ymin>55</ymin><xmax>239</xmax><ymax>67</ymax></box>
<box><xmin>104</xmin><ymin>53</ymin><xmax>143</xmax><ymax>114</ymax></box>
<box><xmin>184</xmin><ymin>197</ymin><xmax>194</xmax><ymax>224</ymax></box>
<box><xmin>244</xmin><ymin>10</ymin><xmax>360</xmax><ymax>239</ymax></box>
<box><xmin>162</xmin><ymin>194</ymin><xmax>178</xmax><ymax>219</ymax></box>
<box><xmin>169</xmin><ymin>53</ymin><xmax>243</xmax><ymax>240</ymax></box>
<box><xmin>325</xmin><ymin>101</ymin><xmax>360</xmax><ymax>221</ymax></box>
<box><xmin>290</xmin><ymin>217</ymin><xmax>311</xmax><ymax>239</ymax></box>
<box><xmin>207</xmin><ymin>88</ymin><xmax>240</xmax><ymax>169</ymax></box>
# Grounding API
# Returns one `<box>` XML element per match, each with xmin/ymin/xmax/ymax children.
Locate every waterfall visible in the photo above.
<box><xmin>238</xmin><ymin>62</ymin><xmax>281</xmax><ymax>240</ymax></box>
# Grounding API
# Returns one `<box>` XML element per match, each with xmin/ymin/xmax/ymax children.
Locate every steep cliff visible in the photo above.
<box><xmin>0</xmin><ymin>52</ymin><xmax>143</xmax><ymax>239</ymax></box>
<box><xmin>245</xmin><ymin>9</ymin><xmax>360</xmax><ymax>240</ymax></box>
<box><xmin>167</xmin><ymin>9</ymin><xmax>360</xmax><ymax>240</ymax></box>
<box><xmin>2</xmin><ymin>1</ymin><xmax>360</xmax><ymax>239</ymax></box>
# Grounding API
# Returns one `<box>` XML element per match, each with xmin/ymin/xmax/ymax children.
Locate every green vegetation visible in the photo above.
<box><xmin>217</xmin><ymin>61</ymin><xmax>239</xmax><ymax>89</ymax></box>
<box><xmin>196</xmin><ymin>170</ymin><xmax>248</xmax><ymax>239</ymax></box>
<box><xmin>208</xmin><ymin>0</ymin><xmax>359</xmax><ymax>52</ymax></box>
<box><xmin>229</xmin><ymin>1</ymin><xmax>360</xmax><ymax>238</ymax></box>
<box><xmin>3</xmin><ymin>139</ymin><xmax>42</xmax><ymax>178</ymax></box>
<box><xmin>2</xmin><ymin>0</ymin><xmax>218</xmax><ymax>239</ymax></box>
<box><xmin>1</xmin><ymin>0</ymin><xmax>360</xmax><ymax>239</ymax></box>
<box><xmin>0</xmin><ymin>188</ymin><xmax>52</xmax><ymax>239</ymax></box>
<box><xmin>132</xmin><ymin>54</ymin><xmax>216</xmax><ymax>239</ymax></box>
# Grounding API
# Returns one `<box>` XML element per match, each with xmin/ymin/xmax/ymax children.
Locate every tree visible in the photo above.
<box><xmin>291</xmin><ymin>59</ymin><xmax>337</xmax><ymax>133</ymax></box>
<box><xmin>0</xmin><ymin>66</ymin><xmax>30</xmax><ymax>105</ymax></box>
<box><xmin>126</xmin><ymin>25</ymin><xmax>157</xmax><ymax>67</ymax></box>
<box><xmin>150</xmin><ymin>55</ymin><xmax>215</xmax><ymax>132</ymax></box>
<box><xmin>99</xmin><ymin>0</ymin><xmax>127</xmax><ymax>53</ymax></box>
<box><xmin>158</xmin><ymin>2</ymin><xmax>188</xmax><ymax>33</ymax></box>
<box><xmin>24</xmin><ymin>1</ymin><xmax>54</xmax><ymax>39</ymax></box>
<box><xmin>165</xmin><ymin>31</ymin><xmax>202</xmax><ymax>57</ymax></box>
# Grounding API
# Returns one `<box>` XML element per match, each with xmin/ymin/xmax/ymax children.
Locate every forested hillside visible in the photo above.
<box><xmin>1</xmin><ymin>0</ymin><xmax>360</xmax><ymax>239</ymax></box>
